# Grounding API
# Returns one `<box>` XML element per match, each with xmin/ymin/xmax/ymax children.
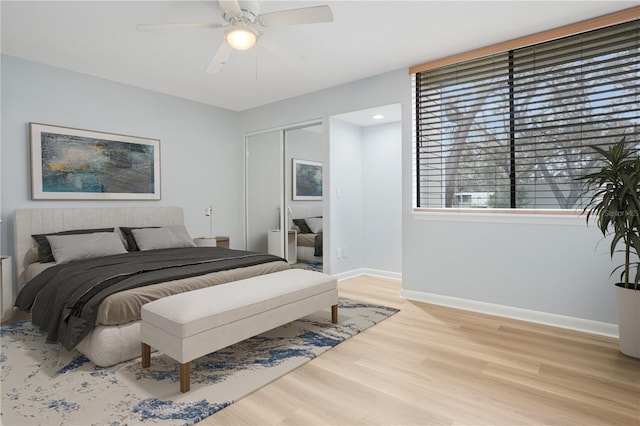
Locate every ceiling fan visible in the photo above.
<box><xmin>137</xmin><ymin>0</ymin><xmax>333</xmax><ymax>73</ymax></box>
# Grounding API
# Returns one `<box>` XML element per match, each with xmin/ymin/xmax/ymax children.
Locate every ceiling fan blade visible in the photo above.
<box><xmin>259</xmin><ymin>38</ymin><xmax>306</xmax><ymax>65</ymax></box>
<box><xmin>259</xmin><ymin>5</ymin><xmax>333</xmax><ymax>28</ymax></box>
<box><xmin>206</xmin><ymin>42</ymin><xmax>233</xmax><ymax>74</ymax></box>
<box><xmin>136</xmin><ymin>22</ymin><xmax>223</xmax><ymax>31</ymax></box>
<box><xmin>218</xmin><ymin>0</ymin><xmax>242</xmax><ymax>17</ymax></box>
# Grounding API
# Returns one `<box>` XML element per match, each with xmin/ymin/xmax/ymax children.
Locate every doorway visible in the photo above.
<box><xmin>328</xmin><ymin>103</ymin><xmax>402</xmax><ymax>278</ymax></box>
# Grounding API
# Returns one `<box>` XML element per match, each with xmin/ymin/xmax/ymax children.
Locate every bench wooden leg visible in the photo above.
<box><xmin>141</xmin><ymin>343</ymin><xmax>151</xmax><ymax>368</ymax></box>
<box><xmin>180</xmin><ymin>362</ymin><xmax>191</xmax><ymax>393</ymax></box>
<box><xmin>331</xmin><ymin>304</ymin><xmax>338</xmax><ymax>324</ymax></box>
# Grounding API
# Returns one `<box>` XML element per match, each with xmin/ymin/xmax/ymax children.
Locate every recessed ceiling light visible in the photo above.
<box><xmin>372</xmin><ymin>114</ymin><xmax>384</xmax><ymax>120</ymax></box>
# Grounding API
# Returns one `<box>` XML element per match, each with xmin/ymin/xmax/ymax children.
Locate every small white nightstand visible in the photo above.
<box><xmin>267</xmin><ymin>229</ymin><xmax>297</xmax><ymax>264</ymax></box>
<box><xmin>194</xmin><ymin>236</ymin><xmax>230</xmax><ymax>248</ymax></box>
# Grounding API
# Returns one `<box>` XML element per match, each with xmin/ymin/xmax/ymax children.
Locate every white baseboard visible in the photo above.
<box><xmin>333</xmin><ymin>268</ymin><xmax>402</xmax><ymax>282</ymax></box>
<box><xmin>331</xmin><ymin>268</ymin><xmax>363</xmax><ymax>281</ymax></box>
<box><xmin>361</xmin><ymin>268</ymin><xmax>402</xmax><ymax>281</ymax></box>
<box><xmin>401</xmin><ymin>289</ymin><xmax>619</xmax><ymax>338</ymax></box>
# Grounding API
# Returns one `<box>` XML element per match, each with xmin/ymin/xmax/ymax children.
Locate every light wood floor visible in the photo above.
<box><xmin>201</xmin><ymin>276</ymin><xmax>640</xmax><ymax>426</ymax></box>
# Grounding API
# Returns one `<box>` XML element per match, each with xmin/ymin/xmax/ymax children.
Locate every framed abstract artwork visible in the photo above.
<box><xmin>292</xmin><ymin>159</ymin><xmax>323</xmax><ymax>201</ymax></box>
<box><xmin>30</xmin><ymin>123</ymin><xmax>161</xmax><ymax>200</ymax></box>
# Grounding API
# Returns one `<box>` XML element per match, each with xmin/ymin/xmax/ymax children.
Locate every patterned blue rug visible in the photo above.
<box><xmin>291</xmin><ymin>261</ymin><xmax>323</xmax><ymax>272</ymax></box>
<box><xmin>1</xmin><ymin>298</ymin><xmax>398</xmax><ymax>425</ymax></box>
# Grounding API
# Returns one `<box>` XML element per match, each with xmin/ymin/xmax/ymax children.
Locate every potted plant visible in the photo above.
<box><xmin>578</xmin><ymin>136</ymin><xmax>640</xmax><ymax>358</ymax></box>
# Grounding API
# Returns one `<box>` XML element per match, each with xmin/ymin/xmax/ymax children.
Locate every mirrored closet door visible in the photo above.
<box><xmin>245</xmin><ymin>123</ymin><xmax>324</xmax><ymax>272</ymax></box>
<box><xmin>245</xmin><ymin>130</ymin><xmax>282</xmax><ymax>256</ymax></box>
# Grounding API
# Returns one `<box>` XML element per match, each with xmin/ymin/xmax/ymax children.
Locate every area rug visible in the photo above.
<box><xmin>291</xmin><ymin>261</ymin><xmax>323</xmax><ymax>273</ymax></box>
<box><xmin>1</xmin><ymin>298</ymin><xmax>398</xmax><ymax>425</ymax></box>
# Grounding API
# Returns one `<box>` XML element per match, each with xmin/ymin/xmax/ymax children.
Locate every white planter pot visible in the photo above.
<box><xmin>615</xmin><ymin>284</ymin><xmax>640</xmax><ymax>358</ymax></box>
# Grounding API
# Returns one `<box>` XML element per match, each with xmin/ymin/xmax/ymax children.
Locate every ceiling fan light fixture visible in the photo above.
<box><xmin>225</xmin><ymin>27</ymin><xmax>258</xmax><ymax>50</ymax></box>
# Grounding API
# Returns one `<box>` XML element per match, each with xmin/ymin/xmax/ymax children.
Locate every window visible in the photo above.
<box><xmin>414</xmin><ymin>20</ymin><xmax>639</xmax><ymax>210</ymax></box>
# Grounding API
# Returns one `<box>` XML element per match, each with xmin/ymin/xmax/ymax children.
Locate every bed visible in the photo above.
<box><xmin>289</xmin><ymin>205</ymin><xmax>323</xmax><ymax>265</ymax></box>
<box><xmin>13</xmin><ymin>207</ymin><xmax>290</xmax><ymax>367</ymax></box>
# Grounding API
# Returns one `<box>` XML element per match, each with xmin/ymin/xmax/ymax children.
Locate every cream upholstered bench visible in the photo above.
<box><xmin>140</xmin><ymin>269</ymin><xmax>338</xmax><ymax>392</ymax></box>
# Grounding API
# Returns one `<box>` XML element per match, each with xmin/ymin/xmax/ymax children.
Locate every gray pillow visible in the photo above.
<box><xmin>131</xmin><ymin>226</ymin><xmax>196</xmax><ymax>251</ymax></box>
<box><xmin>46</xmin><ymin>232</ymin><xmax>127</xmax><ymax>264</ymax></box>
<box><xmin>305</xmin><ymin>217</ymin><xmax>323</xmax><ymax>234</ymax></box>
<box><xmin>32</xmin><ymin>227</ymin><xmax>115</xmax><ymax>263</ymax></box>
<box><xmin>119</xmin><ymin>226</ymin><xmax>160</xmax><ymax>251</ymax></box>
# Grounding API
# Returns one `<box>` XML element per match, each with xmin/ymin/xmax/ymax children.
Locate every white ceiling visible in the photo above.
<box><xmin>1</xmin><ymin>1</ymin><xmax>636</xmax><ymax>112</ymax></box>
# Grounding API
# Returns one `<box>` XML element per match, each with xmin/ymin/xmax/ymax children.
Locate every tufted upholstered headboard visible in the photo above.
<box><xmin>13</xmin><ymin>207</ymin><xmax>184</xmax><ymax>289</ymax></box>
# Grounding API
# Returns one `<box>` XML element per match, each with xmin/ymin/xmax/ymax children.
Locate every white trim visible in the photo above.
<box><xmin>333</xmin><ymin>268</ymin><xmax>367</xmax><ymax>281</ymax></box>
<box><xmin>412</xmin><ymin>210</ymin><xmax>587</xmax><ymax>226</ymax></box>
<box><xmin>401</xmin><ymin>289</ymin><xmax>618</xmax><ymax>338</ymax></box>
<box><xmin>361</xmin><ymin>268</ymin><xmax>402</xmax><ymax>281</ymax></box>
<box><xmin>333</xmin><ymin>268</ymin><xmax>402</xmax><ymax>282</ymax></box>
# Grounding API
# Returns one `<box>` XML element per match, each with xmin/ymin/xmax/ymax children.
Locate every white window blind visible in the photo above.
<box><xmin>414</xmin><ymin>20</ymin><xmax>640</xmax><ymax>209</ymax></box>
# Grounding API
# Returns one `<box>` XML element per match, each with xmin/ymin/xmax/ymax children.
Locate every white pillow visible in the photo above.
<box><xmin>131</xmin><ymin>225</ymin><xmax>196</xmax><ymax>251</ymax></box>
<box><xmin>305</xmin><ymin>217</ymin><xmax>323</xmax><ymax>234</ymax></box>
<box><xmin>47</xmin><ymin>232</ymin><xmax>127</xmax><ymax>264</ymax></box>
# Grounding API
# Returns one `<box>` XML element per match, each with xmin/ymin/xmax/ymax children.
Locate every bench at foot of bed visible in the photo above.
<box><xmin>140</xmin><ymin>268</ymin><xmax>339</xmax><ymax>392</ymax></box>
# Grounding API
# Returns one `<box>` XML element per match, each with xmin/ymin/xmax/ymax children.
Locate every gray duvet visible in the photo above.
<box><xmin>15</xmin><ymin>247</ymin><xmax>285</xmax><ymax>351</ymax></box>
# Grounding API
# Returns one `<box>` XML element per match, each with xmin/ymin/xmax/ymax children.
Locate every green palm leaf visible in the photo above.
<box><xmin>577</xmin><ymin>137</ymin><xmax>640</xmax><ymax>289</ymax></box>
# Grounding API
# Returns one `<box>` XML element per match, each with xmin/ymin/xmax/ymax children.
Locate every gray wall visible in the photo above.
<box><xmin>1</xmin><ymin>55</ymin><xmax>243</xmax><ymax>256</ymax></box>
<box><xmin>329</xmin><ymin>119</ymin><xmax>364</xmax><ymax>274</ymax></box>
<box><xmin>362</xmin><ymin>122</ymin><xmax>402</xmax><ymax>274</ymax></box>
<box><xmin>404</xmin><ymin>214</ymin><xmax>616</xmax><ymax>322</ymax></box>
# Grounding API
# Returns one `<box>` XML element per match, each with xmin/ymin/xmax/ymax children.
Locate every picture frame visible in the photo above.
<box><xmin>30</xmin><ymin>123</ymin><xmax>161</xmax><ymax>200</ymax></box>
<box><xmin>292</xmin><ymin>159</ymin><xmax>323</xmax><ymax>201</ymax></box>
